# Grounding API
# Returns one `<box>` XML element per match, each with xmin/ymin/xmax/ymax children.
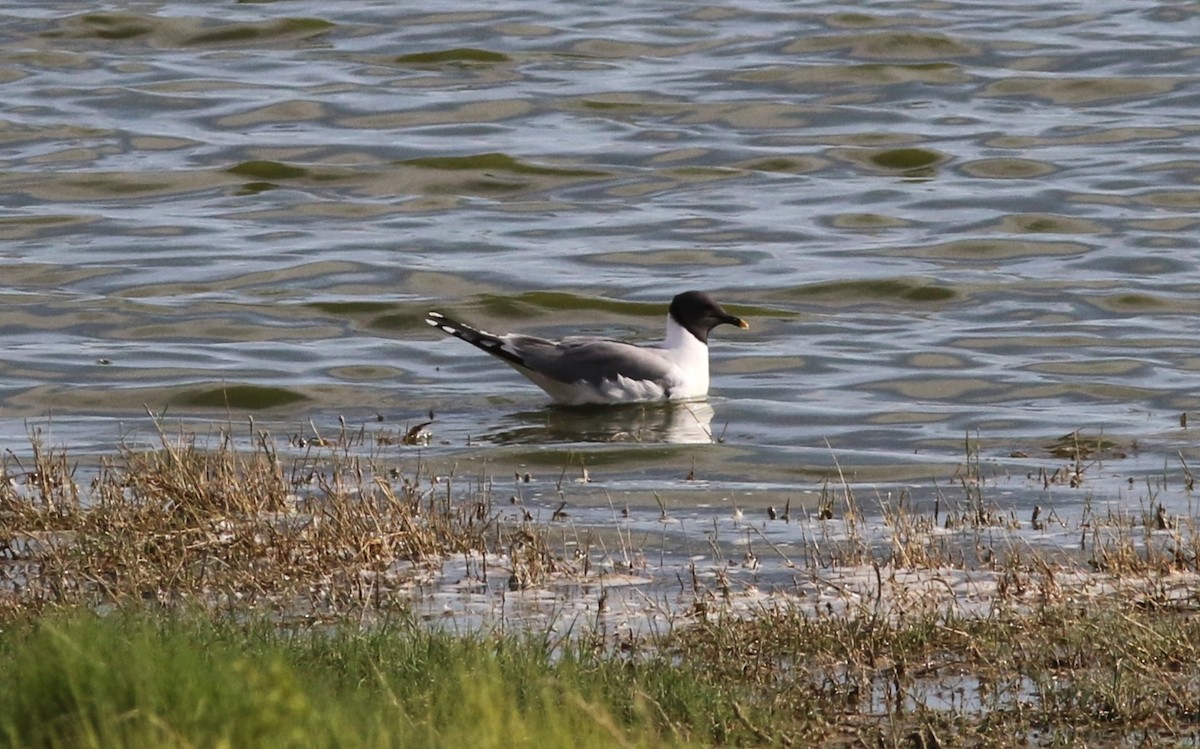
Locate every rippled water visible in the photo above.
<box><xmin>3</xmin><ymin>2</ymin><xmax>1200</xmax><ymax>530</ymax></box>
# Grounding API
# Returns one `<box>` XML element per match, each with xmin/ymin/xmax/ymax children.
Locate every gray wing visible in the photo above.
<box><xmin>509</xmin><ymin>337</ymin><xmax>675</xmax><ymax>386</ymax></box>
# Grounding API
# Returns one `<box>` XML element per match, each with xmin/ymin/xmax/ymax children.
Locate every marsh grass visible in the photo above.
<box><xmin>0</xmin><ymin>420</ymin><xmax>558</xmax><ymax>619</ymax></box>
<box><xmin>5</xmin><ymin>425</ymin><xmax>1200</xmax><ymax>745</ymax></box>
<box><xmin>0</xmin><ymin>609</ymin><xmax>730</xmax><ymax>749</ymax></box>
<box><xmin>668</xmin><ymin>592</ymin><xmax>1200</xmax><ymax>747</ymax></box>
<box><xmin>5</xmin><ymin>586</ymin><xmax>1200</xmax><ymax>747</ymax></box>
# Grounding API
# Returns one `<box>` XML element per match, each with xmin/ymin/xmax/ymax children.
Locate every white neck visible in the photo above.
<box><xmin>663</xmin><ymin>314</ymin><xmax>710</xmax><ymax>397</ymax></box>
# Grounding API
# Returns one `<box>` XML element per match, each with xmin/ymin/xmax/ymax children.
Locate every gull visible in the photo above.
<box><xmin>425</xmin><ymin>290</ymin><xmax>748</xmax><ymax>405</ymax></box>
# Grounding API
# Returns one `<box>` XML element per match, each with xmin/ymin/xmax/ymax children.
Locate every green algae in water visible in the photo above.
<box><xmin>828</xmin><ymin>12</ymin><xmax>883</xmax><ymax>27</ymax></box>
<box><xmin>1107</xmin><ymin>293</ymin><xmax>1167</xmax><ymax>310</ymax></box>
<box><xmin>865</xmin><ymin>32</ymin><xmax>975</xmax><ymax>57</ymax></box>
<box><xmin>79</xmin><ymin>13</ymin><xmax>152</xmax><ymax>40</ymax></box>
<box><xmin>472</xmin><ymin>291</ymin><xmax>767</xmax><ymax>322</ymax></box>
<box><xmin>185</xmin><ymin>18</ymin><xmax>334</xmax><ymax>45</ymax></box>
<box><xmin>400</xmin><ymin>152</ymin><xmax>607</xmax><ymax>178</ymax></box>
<box><xmin>744</xmin><ymin>157</ymin><xmax>814</xmax><ymax>173</ymax></box>
<box><xmin>801</xmin><ymin>279</ymin><xmax>955</xmax><ymax>304</ymax></box>
<box><xmin>456</xmin><ymin>178</ymin><xmax>530</xmax><ymax>193</ymax></box>
<box><xmin>478</xmin><ymin>291</ymin><xmax>657</xmax><ymax>319</ymax></box>
<box><xmin>869</xmin><ymin>148</ymin><xmax>942</xmax><ymax>171</ymax></box>
<box><xmin>234</xmin><ymin>182</ymin><xmax>279</xmax><ymax>196</ymax></box>
<box><xmin>310</xmin><ymin>301</ymin><xmax>398</xmax><ymax>316</ymax></box>
<box><xmin>395</xmin><ymin>48</ymin><xmax>511</xmax><ymax>64</ymax></box>
<box><xmin>581</xmin><ymin>100</ymin><xmax>644</xmax><ymax>111</ymax></box>
<box><xmin>180</xmin><ymin>385</ymin><xmax>308</xmax><ymax>409</ymax></box>
<box><xmin>830</xmin><ymin>213</ymin><xmax>909</xmax><ymax>230</ymax></box>
<box><xmin>67</xmin><ymin>177</ymin><xmax>172</xmax><ymax>195</ymax></box>
<box><xmin>227</xmin><ymin>161</ymin><xmax>309</xmax><ymax>180</ymax></box>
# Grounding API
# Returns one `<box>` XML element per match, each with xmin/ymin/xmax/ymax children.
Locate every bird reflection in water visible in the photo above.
<box><xmin>485</xmin><ymin>401</ymin><xmax>718</xmax><ymax>446</ymax></box>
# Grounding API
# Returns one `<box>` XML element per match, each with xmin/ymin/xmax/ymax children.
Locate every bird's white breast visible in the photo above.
<box><xmin>660</xmin><ymin>314</ymin><xmax>710</xmax><ymax>399</ymax></box>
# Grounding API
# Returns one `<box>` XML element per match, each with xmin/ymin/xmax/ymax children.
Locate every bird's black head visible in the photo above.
<box><xmin>668</xmin><ymin>290</ymin><xmax>748</xmax><ymax>344</ymax></box>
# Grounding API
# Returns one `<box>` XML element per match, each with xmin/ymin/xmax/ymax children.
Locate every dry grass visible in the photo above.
<box><xmin>650</xmin><ymin>434</ymin><xmax>1200</xmax><ymax>744</ymax></box>
<box><xmin>784</xmin><ymin>433</ymin><xmax>1200</xmax><ymax>581</ymax></box>
<box><xmin>665</xmin><ymin>591</ymin><xmax>1200</xmax><ymax>747</ymax></box>
<box><xmin>0</xmin><ymin>419</ymin><xmax>561</xmax><ymax>621</ymax></box>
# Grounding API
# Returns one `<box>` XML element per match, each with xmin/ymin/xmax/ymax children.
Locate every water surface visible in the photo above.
<box><xmin>3</xmin><ymin>1</ymin><xmax>1200</xmax><ymax>532</ymax></box>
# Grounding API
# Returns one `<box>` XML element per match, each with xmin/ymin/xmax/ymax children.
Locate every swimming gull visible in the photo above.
<box><xmin>425</xmin><ymin>290</ymin><xmax>748</xmax><ymax>405</ymax></box>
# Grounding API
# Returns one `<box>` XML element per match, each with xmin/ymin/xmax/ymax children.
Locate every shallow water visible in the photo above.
<box><xmin>3</xmin><ymin>2</ymin><xmax>1200</xmax><ymax>532</ymax></box>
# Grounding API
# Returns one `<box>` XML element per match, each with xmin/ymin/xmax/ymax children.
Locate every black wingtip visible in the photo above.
<box><xmin>425</xmin><ymin>311</ymin><xmax>531</xmax><ymax>370</ymax></box>
<box><xmin>425</xmin><ymin>311</ymin><xmax>464</xmax><ymax>337</ymax></box>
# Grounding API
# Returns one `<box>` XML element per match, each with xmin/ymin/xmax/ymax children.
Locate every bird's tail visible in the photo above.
<box><xmin>425</xmin><ymin>312</ymin><xmax>527</xmax><ymax>368</ymax></box>
<box><xmin>425</xmin><ymin>311</ymin><xmax>499</xmax><ymax>346</ymax></box>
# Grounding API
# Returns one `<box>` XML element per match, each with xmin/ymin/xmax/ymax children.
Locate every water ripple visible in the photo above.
<box><xmin>1</xmin><ymin>0</ymin><xmax>1199</xmax><ymax>518</ymax></box>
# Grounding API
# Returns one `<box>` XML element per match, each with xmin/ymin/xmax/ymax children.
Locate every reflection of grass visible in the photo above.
<box><xmin>3</xmin><ymin>426</ymin><xmax>1200</xmax><ymax>745</ymax></box>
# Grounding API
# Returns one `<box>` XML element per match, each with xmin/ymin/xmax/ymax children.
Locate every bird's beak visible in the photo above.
<box><xmin>723</xmin><ymin>314</ymin><xmax>749</xmax><ymax>330</ymax></box>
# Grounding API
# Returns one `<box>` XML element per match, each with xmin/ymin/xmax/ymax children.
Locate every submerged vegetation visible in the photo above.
<box><xmin>2</xmin><ymin>421</ymin><xmax>1200</xmax><ymax>746</ymax></box>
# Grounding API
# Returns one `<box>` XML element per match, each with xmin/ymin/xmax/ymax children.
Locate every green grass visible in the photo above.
<box><xmin>0</xmin><ymin>609</ymin><xmax>746</xmax><ymax>749</ymax></box>
<box><xmin>9</xmin><ymin>597</ymin><xmax>1200</xmax><ymax>748</ymax></box>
